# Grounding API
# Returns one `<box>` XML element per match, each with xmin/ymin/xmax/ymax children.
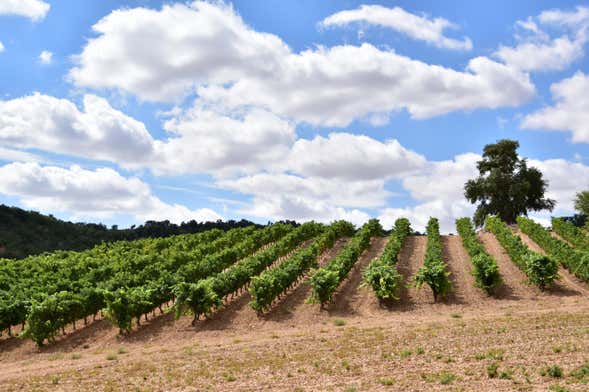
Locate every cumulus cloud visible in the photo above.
<box><xmin>154</xmin><ymin>102</ymin><xmax>295</xmax><ymax>176</ymax></box>
<box><xmin>530</xmin><ymin>158</ymin><xmax>589</xmax><ymax>213</ymax></box>
<box><xmin>378</xmin><ymin>153</ymin><xmax>480</xmax><ymax>233</ymax></box>
<box><xmin>217</xmin><ymin>172</ymin><xmax>391</xmax><ymax>226</ymax></box>
<box><xmin>39</xmin><ymin>50</ymin><xmax>52</xmax><ymax>64</ymax></box>
<box><xmin>0</xmin><ymin>147</ymin><xmax>40</xmax><ymax>162</ymax></box>
<box><xmin>539</xmin><ymin>5</ymin><xmax>589</xmax><ymax>27</ymax></box>
<box><xmin>320</xmin><ymin>4</ymin><xmax>472</xmax><ymax>50</ymax></box>
<box><xmin>521</xmin><ymin>72</ymin><xmax>589</xmax><ymax>142</ymax></box>
<box><xmin>0</xmin><ymin>162</ymin><xmax>221</xmax><ymax>223</ymax></box>
<box><xmin>378</xmin><ymin>200</ymin><xmax>474</xmax><ymax>234</ymax></box>
<box><xmin>0</xmin><ymin>93</ymin><xmax>156</xmax><ymax>166</ymax></box>
<box><xmin>199</xmin><ymin>46</ymin><xmax>534</xmax><ymax>126</ymax></box>
<box><xmin>69</xmin><ymin>1</ymin><xmax>289</xmax><ymax>101</ymax></box>
<box><xmin>0</xmin><ymin>0</ymin><xmax>50</xmax><ymax>21</ymax></box>
<box><xmin>70</xmin><ymin>1</ymin><xmax>534</xmax><ymax>126</ymax></box>
<box><xmin>495</xmin><ymin>35</ymin><xmax>585</xmax><ymax>72</ymax></box>
<box><xmin>286</xmin><ymin>133</ymin><xmax>426</xmax><ymax>181</ymax></box>
<box><xmin>0</xmin><ymin>93</ymin><xmax>298</xmax><ymax>176</ymax></box>
<box><xmin>0</xmin><ymin>41</ymin><xmax>4</xmax><ymax>53</ymax></box>
<box><xmin>495</xmin><ymin>6</ymin><xmax>589</xmax><ymax>72</ymax></box>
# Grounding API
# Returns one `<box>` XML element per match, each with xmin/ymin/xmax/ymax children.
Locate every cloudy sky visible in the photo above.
<box><xmin>1</xmin><ymin>0</ymin><xmax>589</xmax><ymax>232</ymax></box>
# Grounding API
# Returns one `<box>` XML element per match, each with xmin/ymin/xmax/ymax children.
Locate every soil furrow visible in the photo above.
<box><xmin>478</xmin><ymin>231</ymin><xmax>538</xmax><ymax>300</ymax></box>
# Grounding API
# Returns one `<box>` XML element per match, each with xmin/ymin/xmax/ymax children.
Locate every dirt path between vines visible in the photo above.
<box><xmin>478</xmin><ymin>232</ymin><xmax>539</xmax><ymax>300</ymax></box>
<box><xmin>395</xmin><ymin>235</ymin><xmax>430</xmax><ymax>308</ymax></box>
<box><xmin>441</xmin><ymin>235</ymin><xmax>487</xmax><ymax>305</ymax></box>
<box><xmin>326</xmin><ymin>236</ymin><xmax>389</xmax><ymax>318</ymax></box>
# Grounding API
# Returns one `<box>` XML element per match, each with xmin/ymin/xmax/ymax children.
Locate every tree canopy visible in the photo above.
<box><xmin>464</xmin><ymin>139</ymin><xmax>555</xmax><ymax>227</ymax></box>
<box><xmin>574</xmin><ymin>191</ymin><xmax>589</xmax><ymax>216</ymax></box>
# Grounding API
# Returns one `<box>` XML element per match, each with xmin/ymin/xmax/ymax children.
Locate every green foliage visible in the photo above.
<box><xmin>574</xmin><ymin>191</ymin><xmax>589</xmax><ymax>216</ymax></box>
<box><xmin>487</xmin><ymin>362</ymin><xmax>499</xmax><ymax>378</ymax></box>
<box><xmin>414</xmin><ymin>218</ymin><xmax>451</xmax><ymax>302</ymax></box>
<box><xmin>0</xmin><ymin>203</ymin><xmax>259</xmax><ymax>259</ymax></box>
<box><xmin>173</xmin><ymin>222</ymin><xmax>324</xmax><ymax>321</ymax></box>
<box><xmin>249</xmin><ymin>221</ymin><xmax>354</xmax><ymax>312</ymax></box>
<box><xmin>552</xmin><ymin>217</ymin><xmax>589</xmax><ymax>251</ymax></box>
<box><xmin>4</xmin><ymin>224</ymin><xmax>298</xmax><ymax>345</ymax></box>
<box><xmin>362</xmin><ymin>218</ymin><xmax>411</xmax><ymax>301</ymax></box>
<box><xmin>455</xmin><ymin>217</ymin><xmax>501</xmax><ymax>294</ymax></box>
<box><xmin>464</xmin><ymin>140</ymin><xmax>555</xmax><ymax>227</ymax></box>
<box><xmin>517</xmin><ymin>217</ymin><xmax>589</xmax><ymax>282</ymax></box>
<box><xmin>541</xmin><ymin>365</ymin><xmax>563</xmax><ymax>378</ymax></box>
<box><xmin>486</xmin><ymin>216</ymin><xmax>558</xmax><ymax>289</ymax></box>
<box><xmin>309</xmin><ymin>219</ymin><xmax>383</xmax><ymax>305</ymax></box>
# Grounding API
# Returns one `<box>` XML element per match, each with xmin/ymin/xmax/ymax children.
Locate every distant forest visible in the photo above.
<box><xmin>0</xmin><ymin>204</ymin><xmax>292</xmax><ymax>259</ymax></box>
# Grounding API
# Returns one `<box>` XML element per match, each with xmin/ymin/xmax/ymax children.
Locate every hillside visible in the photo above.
<box><xmin>2</xmin><ymin>232</ymin><xmax>589</xmax><ymax>391</ymax></box>
<box><xmin>0</xmin><ymin>204</ymin><xmax>260</xmax><ymax>259</ymax></box>
<box><xmin>2</xmin><ymin>216</ymin><xmax>589</xmax><ymax>391</ymax></box>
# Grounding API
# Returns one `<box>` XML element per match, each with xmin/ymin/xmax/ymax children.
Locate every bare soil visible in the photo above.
<box><xmin>2</xmin><ymin>234</ymin><xmax>589</xmax><ymax>391</ymax></box>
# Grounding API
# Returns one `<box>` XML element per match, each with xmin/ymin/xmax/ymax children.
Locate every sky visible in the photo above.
<box><xmin>0</xmin><ymin>0</ymin><xmax>589</xmax><ymax>233</ymax></box>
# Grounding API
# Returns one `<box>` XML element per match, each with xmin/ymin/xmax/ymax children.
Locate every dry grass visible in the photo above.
<box><xmin>3</xmin><ymin>309</ymin><xmax>589</xmax><ymax>391</ymax></box>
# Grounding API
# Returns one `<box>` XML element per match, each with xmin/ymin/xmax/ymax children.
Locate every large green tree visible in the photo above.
<box><xmin>574</xmin><ymin>191</ymin><xmax>589</xmax><ymax>216</ymax></box>
<box><xmin>464</xmin><ymin>139</ymin><xmax>555</xmax><ymax>227</ymax></box>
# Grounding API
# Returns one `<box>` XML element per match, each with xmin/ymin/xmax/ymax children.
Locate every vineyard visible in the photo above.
<box><xmin>3</xmin><ymin>215</ymin><xmax>589</xmax><ymax>391</ymax></box>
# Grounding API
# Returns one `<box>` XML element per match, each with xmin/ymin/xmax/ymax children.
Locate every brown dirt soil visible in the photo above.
<box><xmin>441</xmin><ymin>235</ymin><xmax>487</xmax><ymax>305</ymax></box>
<box><xmin>327</xmin><ymin>236</ymin><xmax>389</xmax><ymax>317</ymax></box>
<box><xmin>396</xmin><ymin>235</ymin><xmax>431</xmax><ymax>307</ymax></box>
<box><xmin>3</xmin><ymin>234</ymin><xmax>589</xmax><ymax>391</ymax></box>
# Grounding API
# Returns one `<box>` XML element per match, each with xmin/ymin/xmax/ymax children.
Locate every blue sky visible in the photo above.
<box><xmin>0</xmin><ymin>0</ymin><xmax>588</xmax><ymax>232</ymax></box>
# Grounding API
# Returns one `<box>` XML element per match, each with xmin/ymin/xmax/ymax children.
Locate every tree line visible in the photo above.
<box><xmin>0</xmin><ymin>204</ymin><xmax>299</xmax><ymax>259</ymax></box>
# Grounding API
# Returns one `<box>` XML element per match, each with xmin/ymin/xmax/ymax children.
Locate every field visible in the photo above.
<box><xmin>2</xmin><ymin>219</ymin><xmax>589</xmax><ymax>391</ymax></box>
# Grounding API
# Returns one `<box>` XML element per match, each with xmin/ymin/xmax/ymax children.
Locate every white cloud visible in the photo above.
<box><xmin>0</xmin><ymin>41</ymin><xmax>4</xmax><ymax>53</ymax></box>
<box><xmin>0</xmin><ymin>162</ymin><xmax>221</xmax><ymax>223</ymax></box>
<box><xmin>379</xmin><ymin>153</ymin><xmax>480</xmax><ymax>233</ymax></box>
<box><xmin>199</xmin><ymin>46</ymin><xmax>534</xmax><ymax>127</ymax></box>
<box><xmin>154</xmin><ymin>102</ymin><xmax>295</xmax><ymax>176</ymax></box>
<box><xmin>0</xmin><ymin>93</ymin><xmax>298</xmax><ymax>177</ymax></box>
<box><xmin>0</xmin><ymin>147</ymin><xmax>40</xmax><ymax>162</ymax></box>
<box><xmin>69</xmin><ymin>1</ymin><xmax>290</xmax><ymax>101</ymax></box>
<box><xmin>218</xmin><ymin>174</ymin><xmax>389</xmax><ymax>210</ymax></box>
<box><xmin>39</xmin><ymin>50</ymin><xmax>52</xmax><ymax>64</ymax></box>
<box><xmin>402</xmin><ymin>153</ymin><xmax>480</xmax><ymax>202</ymax></box>
<box><xmin>0</xmin><ymin>0</ymin><xmax>50</xmax><ymax>21</ymax></box>
<box><xmin>539</xmin><ymin>6</ymin><xmax>589</xmax><ymax>27</ymax></box>
<box><xmin>521</xmin><ymin>72</ymin><xmax>589</xmax><ymax>142</ymax></box>
<box><xmin>320</xmin><ymin>4</ymin><xmax>472</xmax><ymax>51</ymax></box>
<box><xmin>495</xmin><ymin>35</ymin><xmax>585</xmax><ymax>72</ymax></box>
<box><xmin>70</xmin><ymin>1</ymin><xmax>534</xmax><ymax>126</ymax></box>
<box><xmin>216</xmin><ymin>172</ymin><xmax>391</xmax><ymax>227</ymax></box>
<box><xmin>378</xmin><ymin>199</ymin><xmax>474</xmax><ymax>234</ymax></box>
<box><xmin>530</xmin><ymin>158</ymin><xmax>589</xmax><ymax>213</ymax></box>
<box><xmin>0</xmin><ymin>93</ymin><xmax>156</xmax><ymax>166</ymax></box>
<box><xmin>495</xmin><ymin>6</ymin><xmax>589</xmax><ymax>72</ymax></box>
<box><xmin>286</xmin><ymin>133</ymin><xmax>426</xmax><ymax>181</ymax></box>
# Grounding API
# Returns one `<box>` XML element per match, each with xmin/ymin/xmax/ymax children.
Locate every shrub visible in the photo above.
<box><xmin>363</xmin><ymin>218</ymin><xmax>411</xmax><ymax>301</ymax></box>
